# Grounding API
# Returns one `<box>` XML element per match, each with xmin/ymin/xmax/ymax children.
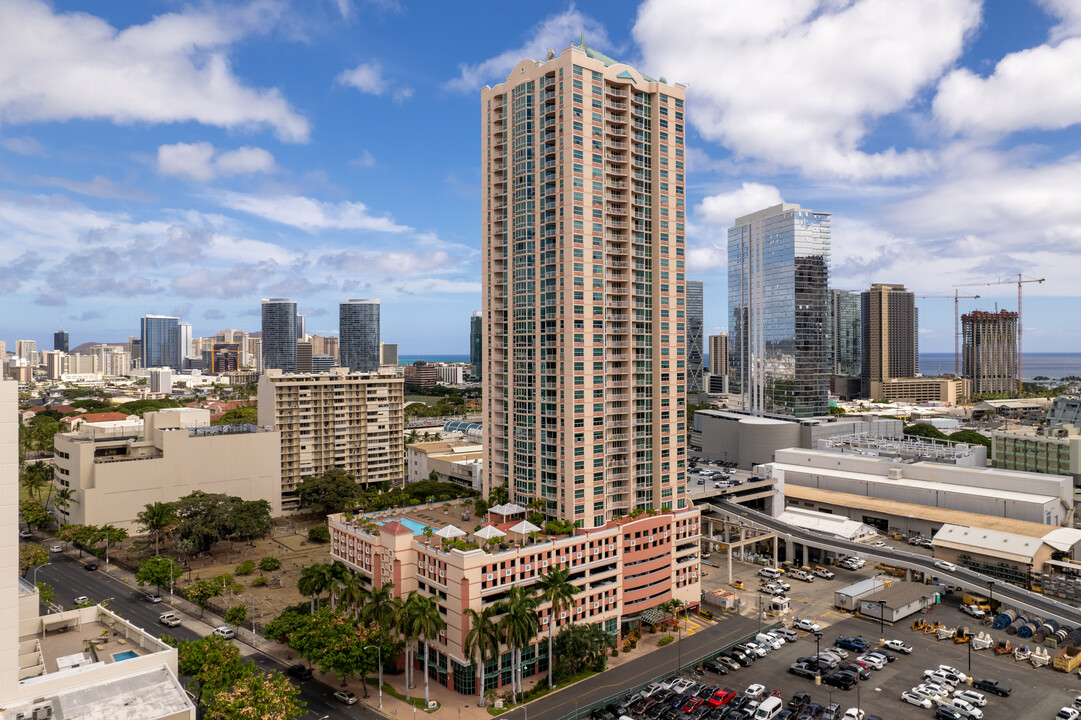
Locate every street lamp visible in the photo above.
<box><xmin>365</xmin><ymin>644</ymin><xmax>383</xmax><ymax>709</ymax></box>
<box><xmin>813</xmin><ymin>631</ymin><xmax>823</xmax><ymax>683</ymax></box>
<box><xmin>879</xmin><ymin>601</ymin><xmax>888</xmax><ymax>635</ymax></box>
<box><xmin>32</xmin><ymin>562</ymin><xmax>51</xmax><ymax>586</ymax></box>
<box><xmin>987</xmin><ymin>580</ymin><xmax>996</xmax><ymax>614</ymax></box>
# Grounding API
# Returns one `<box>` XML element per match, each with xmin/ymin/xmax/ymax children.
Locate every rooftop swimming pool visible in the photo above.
<box><xmin>112</xmin><ymin>650</ymin><xmax>139</xmax><ymax>662</ymax></box>
<box><xmin>378</xmin><ymin>517</ymin><xmax>431</xmax><ymax>535</ymax></box>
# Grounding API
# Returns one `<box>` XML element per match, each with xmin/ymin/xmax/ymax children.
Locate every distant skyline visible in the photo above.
<box><xmin>2</xmin><ymin>1</ymin><xmax>1080</xmax><ymax>354</ymax></box>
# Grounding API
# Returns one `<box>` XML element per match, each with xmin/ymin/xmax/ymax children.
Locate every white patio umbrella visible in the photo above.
<box><xmin>474</xmin><ymin>525</ymin><xmax>506</xmax><ymax>540</ymax></box>
<box><xmin>434</xmin><ymin>525</ymin><xmax>466</xmax><ymax>539</ymax></box>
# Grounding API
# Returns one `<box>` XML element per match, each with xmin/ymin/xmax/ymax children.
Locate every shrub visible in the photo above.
<box><xmin>259</xmin><ymin>556</ymin><xmax>281</xmax><ymax>572</ymax></box>
<box><xmin>229</xmin><ymin>582</ymin><xmax>244</xmax><ymax>595</ymax></box>
<box><xmin>251</xmin><ymin>576</ymin><xmax>268</xmax><ymax>587</ymax></box>
<box><xmin>235</xmin><ymin>560</ymin><xmax>256</xmax><ymax>576</ymax></box>
<box><xmin>308</xmin><ymin>525</ymin><xmax>330</xmax><ymax>543</ymax></box>
<box><xmin>658</xmin><ymin>636</ymin><xmax>674</xmax><ymax>647</ymax></box>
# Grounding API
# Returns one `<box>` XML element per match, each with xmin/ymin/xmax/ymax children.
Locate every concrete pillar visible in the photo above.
<box><xmin>727</xmin><ymin>546</ymin><xmax>733</xmax><ymax>585</ymax></box>
<box><xmin>801</xmin><ymin>544</ymin><xmax>808</xmax><ymax>567</ymax></box>
<box><xmin>772</xmin><ymin>539</ymin><xmax>778</xmax><ymax>567</ymax></box>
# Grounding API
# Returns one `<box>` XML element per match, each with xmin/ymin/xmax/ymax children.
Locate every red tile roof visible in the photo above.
<box><xmin>62</xmin><ymin>412</ymin><xmax>131</xmax><ymax>425</ymax></box>
<box><xmin>380</xmin><ymin>520</ymin><xmax>414</xmax><ymax>536</ymax></box>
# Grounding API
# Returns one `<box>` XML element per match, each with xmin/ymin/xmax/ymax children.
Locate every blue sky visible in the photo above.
<box><xmin>1</xmin><ymin>0</ymin><xmax>1079</xmax><ymax>354</ymax></box>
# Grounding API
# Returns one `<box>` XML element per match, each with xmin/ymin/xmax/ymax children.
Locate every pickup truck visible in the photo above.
<box><xmin>159</xmin><ymin>612</ymin><xmax>182</xmax><ymax>627</ymax></box>
<box><xmin>814</xmin><ymin>567</ymin><xmax>835</xmax><ymax>579</ymax></box>
<box><xmin>791</xmin><ymin>569</ymin><xmax>815</xmax><ymax>583</ymax></box>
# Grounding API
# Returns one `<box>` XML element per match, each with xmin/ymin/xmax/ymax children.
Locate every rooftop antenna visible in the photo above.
<box><xmin>579</xmin><ymin>31</ymin><xmax>587</xmax><ymax>48</ymax></box>
<box><xmin>546</xmin><ymin>48</ymin><xmax>555</xmax><ymax>61</ymax></box>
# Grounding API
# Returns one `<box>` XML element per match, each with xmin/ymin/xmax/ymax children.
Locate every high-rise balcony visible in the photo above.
<box><xmin>606</xmin><ymin>86</ymin><xmax>628</xmax><ymax>97</ymax></box>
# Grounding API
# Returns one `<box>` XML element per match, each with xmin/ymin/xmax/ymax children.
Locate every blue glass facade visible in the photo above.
<box><xmin>340</xmin><ymin>299</ymin><xmax>380</xmax><ymax>373</ymax></box>
<box><xmin>829</xmin><ymin>289</ymin><xmax>861</xmax><ymax>377</ymax></box>
<box><xmin>728</xmin><ymin>205</ymin><xmax>831</xmax><ymax>418</ymax></box>
<box><xmin>261</xmin><ymin>298</ymin><xmax>297</xmax><ymax>372</ymax></box>
<box><xmin>140</xmin><ymin>315</ymin><xmax>181</xmax><ymax>370</ymax></box>
<box><xmin>469</xmin><ymin>311</ymin><xmax>482</xmax><ymax>381</ymax></box>
<box><xmin>686</xmin><ymin>281</ymin><xmax>703</xmax><ymax>392</ymax></box>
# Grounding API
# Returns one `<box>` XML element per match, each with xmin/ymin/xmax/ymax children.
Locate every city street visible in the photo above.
<box><xmin>32</xmin><ymin>550</ymin><xmax>379</xmax><ymax>720</ymax></box>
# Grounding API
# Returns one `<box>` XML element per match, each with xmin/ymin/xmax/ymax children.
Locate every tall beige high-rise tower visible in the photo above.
<box><xmin>482</xmin><ymin>41</ymin><xmax>690</xmax><ymax>529</ymax></box>
<box><xmin>861</xmin><ymin>283</ymin><xmax>918</xmax><ymax>398</ymax></box>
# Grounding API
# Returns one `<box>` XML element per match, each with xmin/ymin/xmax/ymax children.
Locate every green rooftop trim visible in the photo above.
<box><xmin>578</xmin><ymin>34</ymin><xmax>661</xmax><ymax>83</ymax></box>
<box><xmin>616</xmin><ymin>70</ymin><xmax>635</xmax><ymax>80</ymax></box>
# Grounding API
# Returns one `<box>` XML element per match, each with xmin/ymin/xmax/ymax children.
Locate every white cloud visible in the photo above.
<box><xmin>0</xmin><ymin>136</ymin><xmax>45</xmax><ymax>155</ymax></box>
<box><xmin>696</xmin><ymin>183</ymin><xmax>784</xmax><ymax>226</ymax></box>
<box><xmin>634</xmin><ymin>0</ymin><xmax>980</xmax><ymax>179</ymax></box>
<box><xmin>685</xmin><ymin>244</ymin><xmax>727</xmax><ymax>273</ymax></box>
<box><xmin>1039</xmin><ymin>0</ymin><xmax>1081</xmax><ymax>42</ymax></box>
<box><xmin>337</xmin><ymin>62</ymin><xmax>386</xmax><ymax>94</ymax></box>
<box><xmin>0</xmin><ymin>0</ymin><xmax>309</xmax><ymax>142</ymax></box>
<box><xmin>934</xmin><ymin>29</ymin><xmax>1081</xmax><ymax>136</ymax></box>
<box><xmin>35</xmin><ymin>174</ymin><xmax>152</xmax><ymax>201</ymax></box>
<box><xmin>445</xmin><ymin>8</ymin><xmax>610</xmax><ymax>92</ymax></box>
<box><xmin>350</xmin><ymin>150</ymin><xmax>376</xmax><ymax>167</ymax></box>
<box><xmin>157</xmin><ymin>142</ymin><xmax>276</xmax><ymax>181</ymax></box>
<box><xmin>218</xmin><ymin>191</ymin><xmax>412</xmax><ymax>233</ymax></box>
<box><xmin>320</xmin><ymin>249</ymin><xmax>455</xmax><ymax>275</ymax></box>
<box><xmin>392</xmin><ymin>278</ymin><xmax>482</xmax><ymax>295</ymax></box>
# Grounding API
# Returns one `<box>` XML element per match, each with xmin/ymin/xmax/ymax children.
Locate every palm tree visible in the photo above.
<box><xmin>406</xmin><ymin>429</ymin><xmax>420</xmax><ymax>446</ymax></box>
<box><xmin>336</xmin><ymin>573</ymin><xmax>370</xmax><ymax>617</ymax></box>
<box><xmin>297</xmin><ymin>564</ymin><xmax>334</xmax><ymax>615</ymax></box>
<box><xmin>137</xmin><ymin>501</ymin><xmax>178</xmax><ymax>555</ymax></box>
<box><xmin>361</xmin><ymin>582</ymin><xmax>398</xmax><ymax>629</ymax></box>
<box><xmin>327</xmin><ymin>561</ymin><xmax>350</xmax><ymax>608</ymax></box>
<box><xmin>496</xmin><ymin>585</ymin><xmax>539</xmax><ymax>702</ymax></box>
<box><xmin>488</xmin><ymin>482</ymin><xmax>510</xmax><ymax>506</ymax></box>
<box><xmin>52</xmin><ymin>487</ymin><xmax>77</xmax><ymax>520</ymax></box>
<box><xmin>464</xmin><ymin>606</ymin><xmax>500</xmax><ymax>707</ymax></box>
<box><xmin>20</xmin><ymin>461</ymin><xmax>49</xmax><ymax>501</ymax></box>
<box><xmin>397</xmin><ymin>592</ymin><xmax>423</xmax><ymax>701</ymax></box>
<box><xmin>584</xmin><ymin>623</ymin><xmax>611</xmax><ymax>671</ymax></box>
<box><xmin>536</xmin><ymin>566</ymin><xmax>579</xmax><ymax>689</ymax></box>
<box><xmin>414</xmin><ymin>594</ymin><xmax>447</xmax><ymax>706</ymax></box>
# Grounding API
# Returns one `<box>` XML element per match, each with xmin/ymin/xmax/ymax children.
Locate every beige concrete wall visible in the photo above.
<box><xmin>0</xmin><ymin>381</ymin><xmax>19</xmax><ymax>698</ymax></box>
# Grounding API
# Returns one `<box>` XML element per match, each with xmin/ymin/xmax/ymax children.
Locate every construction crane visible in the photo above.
<box><xmin>916</xmin><ymin>290</ymin><xmax>981</xmax><ymax>377</ymax></box>
<box><xmin>954</xmin><ymin>274</ymin><xmax>1046</xmax><ymax>393</ymax></box>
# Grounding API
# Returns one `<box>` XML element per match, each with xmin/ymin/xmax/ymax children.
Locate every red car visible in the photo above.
<box><xmin>682</xmin><ymin>698</ymin><xmax>705</xmax><ymax>713</ymax></box>
<box><xmin>707</xmin><ymin>690</ymin><xmax>735</xmax><ymax>708</ymax></box>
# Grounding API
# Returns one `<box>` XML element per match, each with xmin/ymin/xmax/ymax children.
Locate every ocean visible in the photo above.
<box><xmin>918</xmin><ymin>352</ymin><xmax>1081</xmax><ymax>381</ymax></box>
<box><xmin>398</xmin><ymin>354</ymin><xmax>470</xmax><ymax>365</ymax></box>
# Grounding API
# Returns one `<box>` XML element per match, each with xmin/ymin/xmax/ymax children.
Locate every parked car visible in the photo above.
<box><xmin>49</xmin><ymin>544</ymin><xmax>62</xmax><ymax>553</ymax></box>
<box><xmin>922</xmin><ymin>671</ymin><xmax>957</xmax><ymax>691</ymax></box>
<box><xmin>788</xmin><ymin>662</ymin><xmax>817</xmax><ymax>680</ymax></box>
<box><xmin>938</xmin><ymin>665</ymin><xmax>968</xmax><ymax>683</ymax></box>
<box><xmin>84</xmin><ymin>562</ymin><xmax>98</xmax><ymax>571</ymax></box>
<box><xmin>716</xmin><ymin>655</ymin><xmax>742</xmax><ymax>671</ymax></box>
<box><xmin>908</xmin><ymin>536</ymin><xmax>925</xmax><ymax>545</ymax></box>
<box><xmin>882</xmin><ymin>639</ymin><xmax>913</xmax><ymax>654</ymax></box>
<box><xmin>960</xmin><ymin>604</ymin><xmax>985</xmax><ymax>618</ymax></box>
<box><xmin>333</xmin><ymin>690</ymin><xmax>358</xmax><ymax>705</ymax></box>
<box><xmin>935</xmin><ymin>707</ymin><xmax>962</xmax><ymax>720</ymax></box>
<box><xmin>867</xmin><ymin>649</ymin><xmax>894</xmax><ymax>663</ymax></box>
<box><xmin>948</xmin><ymin>698</ymin><xmax>983</xmax><ymax>719</ymax></box>
<box><xmin>287</xmin><ymin>664</ymin><xmax>313</xmax><ymax>680</ymax></box>
<box><xmin>213</xmin><ymin>626</ymin><xmax>236</xmax><ymax>639</ymax></box>
<box><xmin>145</xmin><ymin>593</ymin><xmax>163</xmax><ymax>603</ymax></box>
<box><xmin>971</xmin><ymin>679</ymin><xmax>1010</xmax><ymax>697</ymax></box>
<box><xmin>791</xmin><ymin>569</ymin><xmax>815</xmax><ymax>583</ymax></box>
<box><xmin>952</xmin><ymin>690</ymin><xmax>986</xmax><ymax>707</ymax></box>
<box><xmin>813</xmin><ymin>567</ymin><xmax>835</xmax><ymax>579</ymax></box>
<box><xmin>899</xmin><ymin>691</ymin><xmax>932</xmax><ymax>708</ymax></box>
<box><xmin>835</xmin><ymin>637</ymin><xmax>869</xmax><ymax>652</ymax></box>
<box><xmin>841</xmin><ymin>710</ymin><xmax>864</xmax><ymax>720</ymax></box>
<box><xmin>705</xmin><ymin>660</ymin><xmax>729</xmax><ymax>675</ymax></box>
<box><xmin>1055</xmin><ymin>709</ymin><xmax>1081</xmax><ymax>720</ymax></box>
<box><xmin>823</xmin><ymin>673</ymin><xmax>856</xmax><ymax>690</ymax></box>
<box><xmin>772</xmin><ymin>628</ymin><xmax>798</xmax><ymax>642</ymax></box>
<box><xmin>793</xmin><ymin>618</ymin><xmax>820</xmax><ymax>632</ymax></box>
<box><xmin>707</xmin><ymin>689</ymin><xmax>735</xmax><ymax>707</ymax></box>
<box><xmin>786</xmin><ymin>692</ymin><xmax>811</xmax><ymax>713</ymax></box>
<box><xmin>838</xmin><ymin>663</ymin><xmax>869</xmax><ymax>681</ymax></box>
<box><xmin>821</xmin><ymin>703</ymin><xmax>842</xmax><ymax>720</ymax></box>
<box><xmin>743</xmin><ymin>684</ymin><xmax>766</xmax><ymax>700</ymax></box>
<box><xmin>856</xmin><ymin>654</ymin><xmax>884</xmax><ymax>670</ymax></box>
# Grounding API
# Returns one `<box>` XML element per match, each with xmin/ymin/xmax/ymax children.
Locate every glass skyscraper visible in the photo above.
<box><xmin>686</xmin><ymin>281</ymin><xmax>703</xmax><ymax>392</ymax></box>
<box><xmin>339</xmin><ymin>299</ymin><xmax>380</xmax><ymax>373</ymax></box>
<box><xmin>728</xmin><ymin>203</ymin><xmax>831</xmax><ymax>418</ymax></box>
<box><xmin>140</xmin><ymin>315</ymin><xmax>181</xmax><ymax>370</ymax></box>
<box><xmin>261</xmin><ymin>298</ymin><xmax>297</xmax><ymax>373</ymax></box>
<box><xmin>53</xmin><ymin>329</ymin><xmax>68</xmax><ymax>353</ymax></box>
<box><xmin>469</xmin><ymin>311</ymin><xmax>482</xmax><ymax>382</ymax></box>
<box><xmin>828</xmin><ymin>289</ymin><xmax>861</xmax><ymax>377</ymax></box>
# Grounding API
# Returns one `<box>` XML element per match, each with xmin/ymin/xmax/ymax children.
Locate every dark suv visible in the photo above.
<box><xmin>823</xmin><ymin>672</ymin><xmax>856</xmax><ymax>690</ymax></box>
<box><xmin>286</xmin><ymin>664</ymin><xmax>313</xmax><ymax>680</ymax></box>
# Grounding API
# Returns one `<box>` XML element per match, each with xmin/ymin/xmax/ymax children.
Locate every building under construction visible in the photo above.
<box><xmin>963</xmin><ymin>310</ymin><xmax>1018</xmax><ymax>395</ymax></box>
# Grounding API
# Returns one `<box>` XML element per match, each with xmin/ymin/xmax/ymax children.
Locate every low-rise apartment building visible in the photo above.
<box><xmin>53</xmin><ymin>407</ymin><xmax>281</xmax><ymax>530</ymax></box>
<box><xmin>406</xmin><ymin>439</ymin><xmax>483</xmax><ymax>491</ymax></box>
<box><xmin>258</xmin><ymin>368</ymin><xmax>405</xmax><ymax>509</ymax></box>
<box><xmin>328</xmin><ymin>505</ymin><xmax>701</xmax><ymax>696</ymax></box>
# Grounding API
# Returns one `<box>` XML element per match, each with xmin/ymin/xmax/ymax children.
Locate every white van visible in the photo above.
<box><xmin>756</xmin><ymin>632</ymin><xmax>783</xmax><ymax>650</ymax></box>
<box><xmin>758</xmin><ymin>567</ymin><xmax>780</xmax><ymax>580</ymax></box>
<box><xmin>754</xmin><ymin>696</ymin><xmax>783</xmax><ymax>720</ymax></box>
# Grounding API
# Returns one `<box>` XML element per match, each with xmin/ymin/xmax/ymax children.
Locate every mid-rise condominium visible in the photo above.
<box><xmin>339</xmin><ymin>299</ymin><xmax>380</xmax><ymax>373</ymax></box>
<box><xmin>261</xmin><ymin>298</ymin><xmax>297</xmax><ymax>372</ymax></box>
<box><xmin>861</xmin><ymin>283</ymin><xmax>918</xmax><ymax>399</ymax></box>
<box><xmin>686</xmin><ymin>280</ymin><xmax>704</xmax><ymax>393</ymax></box>
<box><xmin>962</xmin><ymin>310</ymin><xmax>1018</xmax><ymax>395</ymax></box>
<box><xmin>728</xmin><ymin>203</ymin><xmax>831</xmax><ymax>417</ymax></box>
<box><xmin>258</xmin><ymin>368</ymin><xmax>404</xmax><ymax>509</ymax></box>
<box><xmin>140</xmin><ymin>315</ymin><xmax>181</xmax><ymax>370</ymax></box>
<box><xmin>482</xmin><ymin>41</ymin><xmax>695</xmax><ymax>528</ymax></box>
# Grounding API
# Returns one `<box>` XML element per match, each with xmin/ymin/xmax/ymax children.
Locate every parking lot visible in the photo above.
<box><xmin>647</xmin><ymin>606</ymin><xmax>1081</xmax><ymax>720</ymax></box>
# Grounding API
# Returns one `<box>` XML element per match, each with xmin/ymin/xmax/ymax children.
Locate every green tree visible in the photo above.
<box><xmin>264</xmin><ymin>603</ymin><xmax>312</xmax><ymax>645</ymax></box>
<box><xmin>20</xmin><ymin>461</ymin><xmax>50</xmax><ymax>501</ymax></box>
<box><xmin>464</xmin><ymin>606</ymin><xmax>500</xmax><ymax>707</ymax></box>
<box><xmin>138</xmin><ymin>501</ymin><xmax>179</xmax><ymax>554</ymax></box>
<box><xmin>297</xmin><ymin>563</ymin><xmax>335</xmax><ymax>615</ymax></box>
<box><xmin>497</xmin><ymin>585</ymin><xmax>539</xmax><ymax>702</ymax></box>
<box><xmin>488</xmin><ymin>482</ymin><xmax>509</xmax><ymax>506</ymax></box>
<box><xmin>184</xmin><ymin>578</ymin><xmax>224</xmax><ymax>617</ymax></box>
<box><xmin>211</xmin><ymin>406</ymin><xmax>258</xmax><ymax>426</ymax></box>
<box><xmin>19</xmin><ymin>543</ymin><xmax>49</xmax><ymax>575</ymax></box>
<box><xmin>135</xmin><ymin>555</ymin><xmax>180</xmax><ymax>595</ymax></box>
<box><xmin>307</xmin><ymin>525</ymin><xmax>330</xmax><ymax>543</ymax></box>
<box><xmin>94</xmin><ymin>524</ymin><xmax>128</xmax><ymax>567</ymax></box>
<box><xmin>398</xmin><ymin>592</ymin><xmax>423</xmax><ymax>701</ymax></box>
<box><xmin>20</xmin><ymin>497</ymin><xmax>52</xmax><ymax>531</ymax></box>
<box><xmin>225</xmin><ymin>604</ymin><xmax>248</xmax><ymax>630</ymax></box>
<box><xmin>291</xmin><ymin>607</ymin><xmax>368</xmax><ymax>688</ymax></box>
<box><xmin>51</xmin><ymin>487</ymin><xmax>78</xmax><ymax>517</ymax></box>
<box><xmin>903</xmin><ymin>423</ymin><xmax>949</xmax><ymax>441</ymax></box>
<box><xmin>296</xmin><ymin>468</ymin><xmax>364</xmax><ymax>514</ymax></box>
<box><xmin>259</xmin><ymin>556</ymin><xmax>282</xmax><ymax>572</ymax></box>
<box><xmin>361</xmin><ymin>582</ymin><xmax>398</xmax><ymax>629</ymax></box>
<box><xmin>337</xmin><ymin>573</ymin><xmax>370</xmax><ymax>617</ymax></box>
<box><xmin>412</xmin><ymin>594</ymin><xmax>447</xmax><ymax>705</ymax></box>
<box><xmin>35</xmin><ymin>582</ymin><xmax>56</xmax><ymax>603</ymax></box>
<box><xmin>207</xmin><ymin>667</ymin><xmax>305</xmax><ymax>720</ymax></box>
<box><xmin>948</xmin><ymin>429</ymin><xmax>991</xmax><ymax>448</ymax></box>
<box><xmin>536</xmin><ymin>566</ymin><xmax>579</xmax><ymax>689</ymax></box>
<box><xmin>177</xmin><ymin>634</ymin><xmax>248</xmax><ymax>709</ymax></box>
